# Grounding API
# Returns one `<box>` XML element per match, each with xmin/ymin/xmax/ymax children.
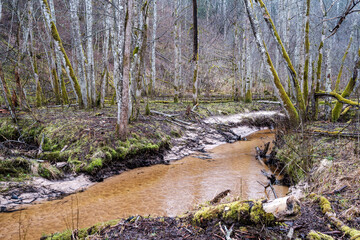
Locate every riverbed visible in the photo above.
<box><xmin>0</xmin><ymin>130</ymin><xmax>288</xmax><ymax>239</ymax></box>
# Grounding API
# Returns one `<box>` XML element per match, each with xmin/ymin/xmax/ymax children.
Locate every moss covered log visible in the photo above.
<box><xmin>193</xmin><ymin>196</ymin><xmax>300</xmax><ymax>227</ymax></box>
<box><xmin>310</xmin><ymin>194</ymin><xmax>360</xmax><ymax>239</ymax></box>
<box><xmin>307</xmin><ymin>230</ymin><xmax>334</xmax><ymax>240</ymax></box>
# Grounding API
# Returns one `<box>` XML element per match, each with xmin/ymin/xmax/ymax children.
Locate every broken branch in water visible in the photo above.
<box><xmin>210</xmin><ymin>190</ymin><xmax>231</xmax><ymax>204</ymax></box>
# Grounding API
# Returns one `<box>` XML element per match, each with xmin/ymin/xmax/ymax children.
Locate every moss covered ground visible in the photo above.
<box><xmin>0</xmin><ymin>100</ymin><xmax>280</xmax><ymax>183</ymax></box>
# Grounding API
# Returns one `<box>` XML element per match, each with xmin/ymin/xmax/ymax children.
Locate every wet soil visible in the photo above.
<box><xmin>0</xmin><ymin>130</ymin><xmax>289</xmax><ymax>240</ymax></box>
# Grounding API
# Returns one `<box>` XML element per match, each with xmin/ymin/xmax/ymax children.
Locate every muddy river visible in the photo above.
<box><xmin>0</xmin><ymin>130</ymin><xmax>288</xmax><ymax>239</ymax></box>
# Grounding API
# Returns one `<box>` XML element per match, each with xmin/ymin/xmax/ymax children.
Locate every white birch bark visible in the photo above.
<box><xmin>0</xmin><ymin>0</ymin><xmax>2</xmax><ymax>22</ymax></box>
<box><xmin>85</xmin><ymin>0</ymin><xmax>96</xmax><ymax>106</ymax></box>
<box><xmin>223</xmin><ymin>0</ymin><xmax>227</xmax><ymax>40</ymax></box>
<box><xmin>151</xmin><ymin>0</ymin><xmax>157</xmax><ymax>95</ymax></box>
<box><xmin>27</xmin><ymin>0</ymin><xmax>42</xmax><ymax>106</ymax></box>
<box><xmin>242</xmin><ymin>0</ymin><xmax>299</xmax><ymax>122</ymax></box>
<box><xmin>129</xmin><ymin>0</ymin><xmax>140</xmax><ymax>118</ymax></box>
<box><xmin>100</xmin><ymin>2</ymin><xmax>111</xmax><ymax>108</ymax></box>
<box><xmin>241</xmin><ymin>29</ymin><xmax>246</xmax><ymax>98</ymax></box>
<box><xmin>39</xmin><ymin>0</ymin><xmax>81</xmax><ymax>103</ymax></box>
<box><xmin>174</xmin><ymin>0</ymin><xmax>181</xmax><ymax>102</ymax></box>
<box><xmin>320</xmin><ymin>0</ymin><xmax>332</xmax><ymax>119</ymax></box>
<box><xmin>234</xmin><ymin>23</ymin><xmax>241</xmax><ymax>100</ymax></box>
<box><xmin>118</xmin><ymin>0</ymin><xmax>133</xmax><ymax>138</ymax></box>
<box><xmin>112</xmin><ymin>0</ymin><xmax>126</xmax><ymax>131</ymax></box>
<box><xmin>69</xmin><ymin>0</ymin><xmax>88</xmax><ymax>108</ymax></box>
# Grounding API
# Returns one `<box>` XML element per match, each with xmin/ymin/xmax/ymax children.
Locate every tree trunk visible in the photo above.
<box><xmin>331</xmin><ymin>48</ymin><xmax>360</xmax><ymax>122</ymax></box>
<box><xmin>256</xmin><ymin>0</ymin><xmax>305</xmax><ymax>119</ymax></box>
<box><xmin>40</xmin><ymin>0</ymin><xmax>83</xmax><ymax>107</ymax></box>
<box><xmin>150</xmin><ymin>0</ymin><xmax>157</xmax><ymax>96</ymax></box>
<box><xmin>100</xmin><ymin>2</ymin><xmax>111</xmax><ymax>108</ymax></box>
<box><xmin>85</xmin><ymin>0</ymin><xmax>96</xmax><ymax>107</ymax></box>
<box><xmin>113</xmin><ymin>0</ymin><xmax>126</xmax><ymax>137</ymax></box>
<box><xmin>118</xmin><ymin>0</ymin><xmax>133</xmax><ymax>140</ymax></box>
<box><xmin>0</xmin><ymin>63</ymin><xmax>16</xmax><ymax>122</ymax></box>
<box><xmin>245</xmin><ymin>32</ymin><xmax>252</xmax><ymax>103</ymax></box>
<box><xmin>69</xmin><ymin>0</ymin><xmax>88</xmax><ymax>108</ymax></box>
<box><xmin>243</xmin><ymin>0</ymin><xmax>299</xmax><ymax>124</ymax></box>
<box><xmin>174</xmin><ymin>0</ymin><xmax>181</xmax><ymax>103</ymax></box>
<box><xmin>27</xmin><ymin>1</ymin><xmax>43</xmax><ymax>107</ymax></box>
<box><xmin>303</xmin><ymin>0</ymin><xmax>310</xmax><ymax>107</ymax></box>
<box><xmin>192</xmin><ymin>0</ymin><xmax>199</xmax><ymax>106</ymax></box>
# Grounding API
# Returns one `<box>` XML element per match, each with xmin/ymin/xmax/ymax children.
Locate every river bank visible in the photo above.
<box><xmin>43</xmin><ymin>119</ymin><xmax>360</xmax><ymax>240</ymax></box>
<box><xmin>0</xmin><ymin>101</ymin><xmax>283</xmax><ymax>212</ymax></box>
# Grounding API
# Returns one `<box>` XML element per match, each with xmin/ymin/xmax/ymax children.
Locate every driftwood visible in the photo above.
<box><xmin>255</xmin><ymin>100</ymin><xmax>281</xmax><ymax>104</ymax></box>
<box><xmin>37</xmin><ymin>133</ymin><xmax>45</xmax><ymax>156</ymax></box>
<box><xmin>210</xmin><ymin>189</ymin><xmax>231</xmax><ymax>204</ymax></box>
<box><xmin>256</xmin><ymin>142</ymin><xmax>270</xmax><ymax>158</ymax></box>
<box><xmin>150</xmin><ymin>110</ymin><xmax>192</xmax><ymax>126</ymax></box>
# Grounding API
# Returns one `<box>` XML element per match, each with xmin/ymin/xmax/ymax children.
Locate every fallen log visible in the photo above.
<box><xmin>307</xmin><ymin>230</ymin><xmax>334</xmax><ymax>240</ymax></box>
<box><xmin>303</xmin><ymin>130</ymin><xmax>360</xmax><ymax>138</ymax></box>
<box><xmin>310</xmin><ymin>194</ymin><xmax>360</xmax><ymax>240</ymax></box>
<box><xmin>192</xmin><ymin>196</ymin><xmax>300</xmax><ymax>227</ymax></box>
<box><xmin>315</xmin><ymin>91</ymin><xmax>360</xmax><ymax>106</ymax></box>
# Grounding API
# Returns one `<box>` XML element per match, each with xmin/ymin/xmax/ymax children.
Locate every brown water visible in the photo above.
<box><xmin>0</xmin><ymin>130</ymin><xmax>288</xmax><ymax>240</ymax></box>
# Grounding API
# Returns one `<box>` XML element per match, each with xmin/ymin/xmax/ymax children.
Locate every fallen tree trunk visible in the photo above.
<box><xmin>315</xmin><ymin>91</ymin><xmax>360</xmax><ymax>107</ymax></box>
<box><xmin>192</xmin><ymin>196</ymin><xmax>300</xmax><ymax>227</ymax></box>
<box><xmin>311</xmin><ymin>194</ymin><xmax>360</xmax><ymax>239</ymax></box>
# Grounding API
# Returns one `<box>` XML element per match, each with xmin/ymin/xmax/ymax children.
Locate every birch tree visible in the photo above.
<box><xmin>113</xmin><ymin>0</ymin><xmax>126</xmax><ymax>137</ymax></box>
<box><xmin>255</xmin><ymin>0</ymin><xmax>305</xmax><ymax>119</ymax></box>
<box><xmin>100</xmin><ymin>1</ymin><xmax>112</xmax><ymax>108</ymax></box>
<box><xmin>69</xmin><ymin>0</ymin><xmax>88</xmax><ymax>108</ymax></box>
<box><xmin>85</xmin><ymin>0</ymin><xmax>96</xmax><ymax>106</ymax></box>
<box><xmin>174</xmin><ymin>0</ymin><xmax>181</xmax><ymax>103</ymax></box>
<box><xmin>150</xmin><ymin>0</ymin><xmax>157</xmax><ymax>95</ymax></box>
<box><xmin>40</xmin><ymin>0</ymin><xmax>83</xmax><ymax>107</ymax></box>
<box><xmin>192</xmin><ymin>0</ymin><xmax>199</xmax><ymax>105</ymax></box>
<box><xmin>242</xmin><ymin>0</ymin><xmax>299</xmax><ymax>123</ymax></box>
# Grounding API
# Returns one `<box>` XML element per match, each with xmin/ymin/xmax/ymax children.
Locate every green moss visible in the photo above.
<box><xmin>145</xmin><ymin>102</ymin><xmax>150</xmax><ymax>115</ymax></box>
<box><xmin>45</xmin><ymin>219</ymin><xmax>120</xmax><ymax>239</ymax></box>
<box><xmin>0</xmin><ymin>118</ymin><xmax>18</xmax><ymax>140</ymax></box>
<box><xmin>85</xmin><ymin>158</ymin><xmax>103</xmax><ymax>174</ymax></box>
<box><xmin>38</xmin><ymin>163</ymin><xmax>62</xmax><ymax>180</ymax></box>
<box><xmin>249</xmin><ymin>200</ymin><xmax>275</xmax><ymax>224</ymax></box>
<box><xmin>222</xmin><ymin>201</ymin><xmax>251</xmax><ymax>221</ymax></box>
<box><xmin>0</xmin><ymin>158</ymin><xmax>31</xmax><ymax>177</ymax></box>
<box><xmin>307</xmin><ymin>230</ymin><xmax>334</xmax><ymax>240</ymax></box>
<box><xmin>193</xmin><ymin>199</ymin><xmax>275</xmax><ymax>226</ymax></box>
<box><xmin>341</xmin><ymin>226</ymin><xmax>360</xmax><ymax>239</ymax></box>
<box><xmin>245</xmin><ymin>90</ymin><xmax>252</xmax><ymax>103</ymax></box>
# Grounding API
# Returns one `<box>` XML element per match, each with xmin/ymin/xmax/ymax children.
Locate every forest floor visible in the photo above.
<box><xmin>1</xmin><ymin>99</ymin><xmax>360</xmax><ymax>239</ymax></box>
<box><xmin>43</xmin><ymin>117</ymin><xmax>360</xmax><ymax>240</ymax></box>
<box><xmin>0</xmin><ymin>100</ymin><xmax>283</xmax><ymax>212</ymax></box>
<box><xmin>42</xmin><ymin>109</ymin><xmax>360</xmax><ymax>240</ymax></box>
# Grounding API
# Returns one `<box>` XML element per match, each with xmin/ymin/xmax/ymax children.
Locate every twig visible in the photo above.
<box><xmin>219</xmin><ymin>222</ymin><xmax>234</xmax><ymax>240</ymax></box>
